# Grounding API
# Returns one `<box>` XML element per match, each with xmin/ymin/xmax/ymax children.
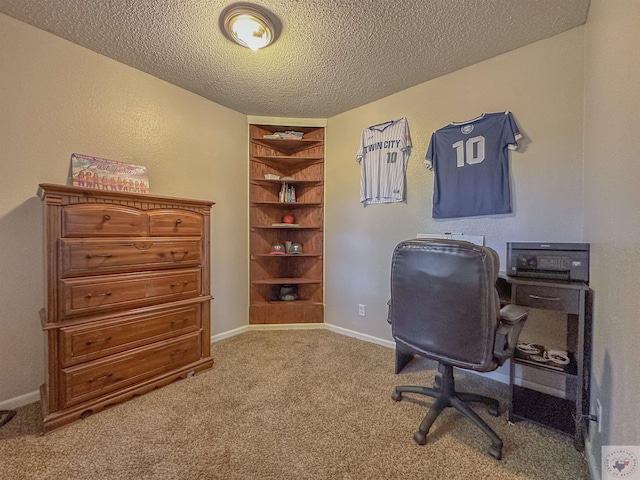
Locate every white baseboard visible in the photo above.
<box><xmin>0</xmin><ymin>389</ymin><xmax>40</xmax><ymax>410</ymax></box>
<box><xmin>324</xmin><ymin>323</ymin><xmax>396</xmax><ymax>349</ymax></box>
<box><xmin>211</xmin><ymin>322</ymin><xmax>396</xmax><ymax>350</ymax></box>
<box><xmin>211</xmin><ymin>325</ymin><xmax>250</xmax><ymax>343</ymax></box>
<box><xmin>210</xmin><ymin>323</ymin><xmax>327</xmax><ymax>343</ymax></box>
<box><xmin>248</xmin><ymin>323</ymin><xmax>326</xmax><ymax>331</ymax></box>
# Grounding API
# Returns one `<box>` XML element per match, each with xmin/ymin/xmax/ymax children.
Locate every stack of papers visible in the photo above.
<box><xmin>263</xmin><ymin>131</ymin><xmax>304</xmax><ymax>140</ymax></box>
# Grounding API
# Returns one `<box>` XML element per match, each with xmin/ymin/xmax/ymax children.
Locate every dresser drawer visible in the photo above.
<box><xmin>60</xmin><ymin>238</ymin><xmax>202</xmax><ymax>277</ymax></box>
<box><xmin>514</xmin><ymin>285</ymin><xmax>579</xmax><ymax>314</ymax></box>
<box><xmin>62</xmin><ymin>204</ymin><xmax>148</xmax><ymax>237</ymax></box>
<box><xmin>60</xmin><ymin>332</ymin><xmax>202</xmax><ymax>408</ymax></box>
<box><xmin>59</xmin><ymin>304</ymin><xmax>201</xmax><ymax>367</ymax></box>
<box><xmin>60</xmin><ymin>269</ymin><xmax>201</xmax><ymax>318</ymax></box>
<box><xmin>148</xmin><ymin>210</ymin><xmax>203</xmax><ymax>236</ymax></box>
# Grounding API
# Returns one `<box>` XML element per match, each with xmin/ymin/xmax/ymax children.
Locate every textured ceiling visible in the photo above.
<box><xmin>0</xmin><ymin>0</ymin><xmax>590</xmax><ymax>118</ymax></box>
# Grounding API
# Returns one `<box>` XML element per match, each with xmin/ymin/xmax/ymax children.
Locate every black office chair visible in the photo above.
<box><xmin>388</xmin><ymin>239</ymin><xmax>528</xmax><ymax>460</ymax></box>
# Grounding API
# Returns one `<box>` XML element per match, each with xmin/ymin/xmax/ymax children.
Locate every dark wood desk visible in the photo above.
<box><xmin>497</xmin><ymin>274</ymin><xmax>593</xmax><ymax>451</ymax></box>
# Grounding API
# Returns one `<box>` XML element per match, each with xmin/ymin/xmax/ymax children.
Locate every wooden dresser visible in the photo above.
<box><xmin>38</xmin><ymin>184</ymin><xmax>214</xmax><ymax>432</ymax></box>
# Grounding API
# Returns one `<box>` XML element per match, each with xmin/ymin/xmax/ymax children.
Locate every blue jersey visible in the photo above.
<box><xmin>425</xmin><ymin>112</ymin><xmax>522</xmax><ymax>219</ymax></box>
<box><xmin>356</xmin><ymin>118</ymin><xmax>412</xmax><ymax>205</ymax></box>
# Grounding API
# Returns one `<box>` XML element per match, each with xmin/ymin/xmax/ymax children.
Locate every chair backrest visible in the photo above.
<box><xmin>390</xmin><ymin>238</ymin><xmax>501</xmax><ymax>372</ymax></box>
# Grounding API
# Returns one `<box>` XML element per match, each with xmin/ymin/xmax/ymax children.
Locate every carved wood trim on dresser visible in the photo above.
<box><xmin>37</xmin><ymin>184</ymin><xmax>215</xmax><ymax>432</ymax></box>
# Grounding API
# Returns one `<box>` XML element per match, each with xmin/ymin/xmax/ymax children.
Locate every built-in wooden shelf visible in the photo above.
<box><xmin>249</xmin><ymin>124</ymin><xmax>325</xmax><ymax>325</ymax></box>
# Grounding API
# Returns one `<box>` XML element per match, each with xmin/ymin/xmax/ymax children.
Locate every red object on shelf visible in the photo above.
<box><xmin>282</xmin><ymin>214</ymin><xmax>295</xmax><ymax>224</ymax></box>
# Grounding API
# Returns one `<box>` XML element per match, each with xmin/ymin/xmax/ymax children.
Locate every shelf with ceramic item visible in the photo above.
<box><xmin>251</xmin><ymin>253</ymin><xmax>321</xmax><ymax>259</ymax></box>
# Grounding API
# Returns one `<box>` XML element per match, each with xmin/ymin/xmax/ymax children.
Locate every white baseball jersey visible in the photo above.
<box><xmin>356</xmin><ymin>118</ymin><xmax>412</xmax><ymax>205</ymax></box>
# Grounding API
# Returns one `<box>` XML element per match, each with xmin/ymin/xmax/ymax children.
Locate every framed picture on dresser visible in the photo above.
<box><xmin>70</xmin><ymin>153</ymin><xmax>150</xmax><ymax>193</ymax></box>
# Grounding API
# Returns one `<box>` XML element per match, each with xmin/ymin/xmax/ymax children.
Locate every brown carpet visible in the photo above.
<box><xmin>0</xmin><ymin>329</ymin><xmax>590</xmax><ymax>479</ymax></box>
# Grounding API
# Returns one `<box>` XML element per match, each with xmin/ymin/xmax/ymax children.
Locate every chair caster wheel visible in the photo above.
<box><xmin>413</xmin><ymin>431</ymin><xmax>427</xmax><ymax>445</ymax></box>
<box><xmin>391</xmin><ymin>391</ymin><xmax>402</xmax><ymax>402</ymax></box>
<box><xmin>488</xmin><ymin>402</ymin><xmax>500</xmax><ymax>417</ymax></box>
<box><xmin>433</xmin><ymin>375</ymin><xmax>442</xmax><ymax>391</ymax></box>
<box><xmin>488</xmin><ymin>444</ymin><xmax>502</xmax><ymax>460</ymax></box>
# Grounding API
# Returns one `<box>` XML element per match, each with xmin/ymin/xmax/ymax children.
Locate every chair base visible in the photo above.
<box><xmin>0</xmin><ymin>410</ymin><xmax>16</xmax><ymax>428</ymax></box>
<box><xmin>392</xmin><ymin>364</ymin><xmax>503</xmax><ymax>460</ymax></box>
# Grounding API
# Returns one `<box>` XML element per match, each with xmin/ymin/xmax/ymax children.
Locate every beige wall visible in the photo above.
<box><xmin>0</xmin><ymin>14</ymin><xmax>248</xmax><ymax>406</ymax></box>
<box><xmin>583</xmin><ymin>0</ymin><xmax>640</xmax><ymax>472</ymax></box>
<box><xmin>325</xmin><ymin>27</ymin><xmax>586</xmax><ymax>342</ymax></box>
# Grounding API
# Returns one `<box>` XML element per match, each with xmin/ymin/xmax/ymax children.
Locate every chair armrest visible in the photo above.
<box><xmin>499</xmin><ymin>304</ymin><xmax>528</xmax><ymax>325</ymax></box>
<box><xmin>493</xmin><ymin>304</ymin><xmax>528</xmax><ymax>365</ymax></box>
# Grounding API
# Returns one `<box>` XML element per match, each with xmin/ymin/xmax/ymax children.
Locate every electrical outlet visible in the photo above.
<box><xmin>597</xmin><ymin>399</ymin><xmax>603</xmax><ymax>433</ymax></box>
<box><xmin>358</xmin><ymin>304</ymin><xmax>366</xmax><ymax>316</ymax></box>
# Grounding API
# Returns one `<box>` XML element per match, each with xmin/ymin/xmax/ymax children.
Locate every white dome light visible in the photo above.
<box><xmin>221</xmin><ymin>4</ymin><xmax>279</xmax><ymax>51</ymax></box>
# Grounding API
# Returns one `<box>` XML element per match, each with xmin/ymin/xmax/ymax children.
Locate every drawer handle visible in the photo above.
<box><xmin>529</xmin><ymin>294</ymin><xmax>561</xmax><ymax>302</ymax></box>
<box><xmin>85</xmin><ymin>254</ymin><xmax>113</xmax><ymax>259</ymax></box>
<box><xmin>102</xmin><ymin>214</ymin><xmax>111</xmax><ymax>221</ymax></box>
<box><xmin>171</xmin><ymin>250</ymin><xmax>189</xmax><ymax>255</ymax></box>
<box><xmin>88</xmin><ymin>373</ymin><xmax>113</xmax><ymax>383</ymax></box>
<box><xmin>170</xmin><ymin>317</ymin><xmax>189</xmax><ymax>326</ymax></box>
<box><xmin>175</xmin><ymin>219</ymin><xmax>182</xmax><ymax>225</ymax></box>
<box><xmin>170</xmin><ymin>281</ymin><xmax>188</xmax><ymax>287</ymax></box>
<box><xmin>85</xmin><ymin>291</ymin><xmax>112</xmax><ymax>298</ymax></box>
<box><xmin>85</xmin><ymin>336</ymin><xmax>112</xmax><ymax>346</ymax></box>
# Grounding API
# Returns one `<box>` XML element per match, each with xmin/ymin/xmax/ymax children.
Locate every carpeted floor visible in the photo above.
<box><xmin>0</xmin><ymin>329</ymin><xmax>590</xmax><ymax>479</ymax></box>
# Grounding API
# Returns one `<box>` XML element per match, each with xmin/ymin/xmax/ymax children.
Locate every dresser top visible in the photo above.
<box><xmin>38</xmin><ymin>183</ymin><xmax>215</xmax><ymax>208</ymax></box>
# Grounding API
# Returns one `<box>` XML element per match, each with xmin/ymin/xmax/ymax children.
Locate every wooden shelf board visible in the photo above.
<box><xmin>252</xmin><ymin>225</ymin><xmax>322</xmax><ymax>230</ymax></box>
<box><xmin>251</xmin><ymin>277</ymin><xmax>322</xmax><ymax>285</ymax></box>
<box><xmin>251</xmin><ymin>155</ymin><xmax>324</xmax><ymax>161</ymax></box>
<box><xmin>251</xmin><ymin>138</ymin><xmax>323</xmax><ymax>154</ymax></box>
<box><xmin>252</xmin><ymin>254</ymin><xmax>321</xmax><ymax>258</ymax></box>
<box><xmin>250</xmin><ymin>178</ymin><xmax>323</xmax><ymax>185</ymax></box>
<box><xmin>250</xmin><ymin>201</ymin><xmax>322</xmax><ymax>207</ymax></box>
<box><xmin>251</xmin><ymin>156</ymin><xmax>323</xmax><ymax>168</ymax></box>
<box><xmin>251</xmin><ymin>300</ymin><xmax>324</xmax><ymax>306</ymax></box>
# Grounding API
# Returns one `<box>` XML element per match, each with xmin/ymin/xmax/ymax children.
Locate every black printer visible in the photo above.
<box><xmin>506</xmin><ymin>242</ymin><xmax>590</xmax><ymax>283</ymax></box>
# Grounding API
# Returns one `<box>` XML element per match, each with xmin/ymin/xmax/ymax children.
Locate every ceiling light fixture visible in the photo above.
<box><xmin>220</xmin><ymin>3</ymin><xmax>281</xmax><ymax>51</ymax></box>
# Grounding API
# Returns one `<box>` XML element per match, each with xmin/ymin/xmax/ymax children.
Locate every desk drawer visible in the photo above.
<box><xmin>148</xmin><ymin>210</ymin><xmax>203</xmax><ymax>236</ymax></box>
<box><xmin>60</xmin><ymin>269</ymin><xmax>201</xmax><ymax>318</ymax></box>
<box><xmin>60</xmin><ymin>238</ymin><xmax>201</xmax><ymax>276</ymax></box>
<box><xmin>61</xmin><ymin>332</ymin><xmax>201</xmax><ymax>408</ymax></box>
<box><xmin>515</xmin><ymin>285</ymin><xmax>579</xmax><ymax>314</ymax></box>
<box><xmin>59</xmin><ymin>304</ymin><xmax>201</xmax><ymax>367</ymax></box>
<box><xmin>63</xmin><ymin>205</ymin><xmax>147</xmax><ymax>237</ymax></box>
